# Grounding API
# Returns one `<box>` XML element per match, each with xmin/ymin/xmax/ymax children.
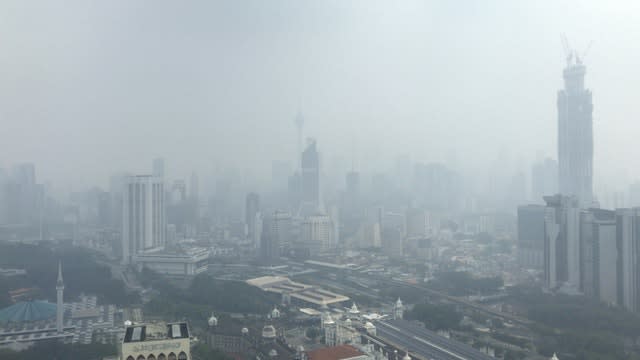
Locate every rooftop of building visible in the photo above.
<box><xmin>134</xmin><ymin>246</ymin><xmax>210</xmax><ymax>260</ymax></box>
<box><xmin>246</xmin><ymin>276</ymin><xmax>349</xmax><ymax>307</ymax></box>
<box><xmin>306</xmin><ymin>345</ymin><xmax>365</xmax><ymax>360</ymax></box>
<box><xmin>123</xmin><ymin>322</ymin><xmax>189</xmax><ymax>343</ymax></box>
<box><xmin>0</xmin><ymin>301</ymin><xmax>57</xmax><ymax>323</ymax></box>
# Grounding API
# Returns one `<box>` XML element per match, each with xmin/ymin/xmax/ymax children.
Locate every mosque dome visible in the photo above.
<box><xmin>364</xmin><ymin>321</ymin><xmax>375</xmax><ymax>329</ymax></box>
<box><xmin>241</xmin><ymin>327</ymin><xmax>249</xmax><ymax>335</ymax></box>
<box><xmin>550</xmin><ymin>353</ymin><xmax>559</xmax><ymax>360</ymax></box>
<box><xmin>262</xmin><ymin>325</ymin><xmax>277</xmax><ymax>339</ymax></box>
<box><xmin>0</xmin><ymin>301</ymin><xmax>57</xmax><ymax>323</ymax></box>
<box><xmin>403</xmin><ymin>353</ymin><xmax>411</xmax><ymax>360</ymax></box>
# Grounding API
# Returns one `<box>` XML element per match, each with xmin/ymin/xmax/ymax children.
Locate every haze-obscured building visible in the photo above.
<box><xmin>517</xmin><ymin>205</ymin><xmax>545</xmax><ymax>269</ymax></box>
<box><xmin>121</xmin><ymin>175</ymin><xmax>166</xmax><ymax>264</ymax></box>
<box><xmin>557</xmin><ymin>55</ymin><xmax>593</xmax><ymax>206</ymax></box>
<box><xmin>543</xmin><ymin>195</ymin><xmax>580</xmax><ymax>290</ymax></box>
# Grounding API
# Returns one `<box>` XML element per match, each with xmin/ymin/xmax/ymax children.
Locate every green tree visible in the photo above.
<box><xmin>406</xmin><ymin>303</ymin><xmax>462</xmax><ymax>330</ymax></box>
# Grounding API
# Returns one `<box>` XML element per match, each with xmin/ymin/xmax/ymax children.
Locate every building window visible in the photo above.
<box><xmin>158</xmin><ymin>354</ymin><xmax>166</xmax><ymax>360</ymax></box>
<box><xmin>137</xmin><ymin>356</ymin><xmax>146</xmax><ymax>360</ymax></box>
<box><xmin>168</xmin><ymin>353</ymin><xmax>177</xmax><ymax>360</ymax></box>
<box><xmin>127</xmin><ymin>357</ymin><xmax>135</xmax><ymax>360</ymax></box>
<box><xmin>148</xmin><ymin>356</ymin><xmax>156</xmax><ymax>360</ymax></box>
<box><xmin>178</xmin><ymin>351</ymin><xmax>188</xmax><ymax>360</ymax></box>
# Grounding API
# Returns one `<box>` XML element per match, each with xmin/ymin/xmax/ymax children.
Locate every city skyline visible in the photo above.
<box><xmin>1</xmin><ymin>1</ymin><xmax>640</xmax><ymax>192</ymax></box>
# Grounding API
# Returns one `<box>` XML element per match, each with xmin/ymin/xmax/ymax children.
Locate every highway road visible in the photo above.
<box><xmin>375</xmin><ymin>319</ymin><xmax>494</xmax><ymax>360</ymax></box>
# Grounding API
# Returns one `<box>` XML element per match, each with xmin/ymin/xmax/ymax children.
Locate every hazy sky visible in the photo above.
<box><xmin>1</xmin><ymin>0</ymin><xmax>639</xmax><ymax>192</ymax></box>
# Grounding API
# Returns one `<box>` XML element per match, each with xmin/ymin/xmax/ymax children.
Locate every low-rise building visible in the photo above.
<box><xmin>121</xmin><ymin>322</ymin><xmax>190</xmax><ymax>360</ymax></box>
<box><xmin>133</xmin><ymin>247</ymin><xmax>209</xmax><ymax>276</ymax></box>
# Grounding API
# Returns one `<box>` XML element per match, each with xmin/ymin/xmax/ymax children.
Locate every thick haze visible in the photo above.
<box><xmin>1</xmin><ymin>0</ymin><xmax>639</xmax><ymax>193</ymax></box>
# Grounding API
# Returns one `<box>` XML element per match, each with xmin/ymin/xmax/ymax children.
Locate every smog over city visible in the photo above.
<box><xmin>1</xmin><ymin>1</ymin><xmax>640</xmax><ymax>360</ymax></box>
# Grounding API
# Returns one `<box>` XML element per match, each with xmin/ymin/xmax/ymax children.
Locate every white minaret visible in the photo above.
<box><xmin>394</xmin><ymin>298</ymin><xmax>404</xmax><ymax>320</ymax></box>
<box><xmin>56</xmin><ymin>261</ymin><xmax>64</xmax><ymax>334</ymax></box>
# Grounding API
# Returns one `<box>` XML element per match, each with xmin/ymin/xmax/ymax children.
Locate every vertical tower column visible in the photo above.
<box><xmin>56</xmin><ymin>262</ymin><xmax>64</xmax><ymax>334</ymax></box>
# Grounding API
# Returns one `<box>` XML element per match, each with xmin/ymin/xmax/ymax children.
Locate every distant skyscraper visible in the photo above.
<box><xmin>517</xmin><ymin>205</ymin><xmax>546</xmax><ymax>270</ymax></box>
<box><xmin>557</xmin><ymin>55</ymin><xmax>593</xmax><ymax>206</ymax></box>
<box><xmin>8</xmin><ymin>163</ymin><xmax>39</xmax><ymax>225</ymax></box>
<box><xmin>294</xmin><ymin>111</ymin><xmax>304</xmax><ymax>167</ymax></box>
<box><xmin>121</xmin><ymin>175</ymin><xmax>165</xmax><ymax>264</ymax></box>
<box><xmin>346</xmin><ymin>171</ymin><xmax>359</xmax><ymax>196</ymax></box>
<box><xmin>629</xmin><ymin>182</ymin><xmax>640</xmax><ymax>207</ymax></box>
<box><xmin>382</xmin><ymin>227</ymin><xmax>403</xmax><ymax>259</ymax></box>
<box><xmin>272</xmin><ymin>211</ymin><xmax>292</xmax><ymax>252</ymax></box>
<box><xmin>189</xmin><ymin>171</ymin><xmax>199</xmax><ymax>201</ymax></box>
<box><xmin>170</xmin><ymin>180</ymin><xmax>187</xmax><ymax>204</ymax></box>
<box><xmin>580</xmin><ymin>208</ymin><xmax>617</xmax><ymax>303</ymax></box>
<box><xmin>11</xmin><ymin>163</ymin><xmax>36</xmax><ymax>186</ymax></box>
<box><xmin>152</xmin><ymin>158</ymin><xmax>165</xmax><ymax>178</ymax></box>
<box><xmin>300</xmin><ymin>139</ymin><xmax>320</xmax><ymax>214</ymax></box>
<box><xmin>406</xmin><ymin>208</ymin><xmax>430</xmax><ymax>237</ymax></box>
<box><xmin>615</xmin><ymin>208</ymin><xmax>640</xmax><ymax>312</ymax></box>
<box><xmin>259</xmin><ymin>216</ymin><xmax>278</xmax><ymax>265</ymax></box>
<box><xmin>302</xmin><ymin>214</ymin><xmax>333</xmax><ymax>255</ymax></box>
<box><xmin>413</xmin><ymin>163</ymin><xmax>460</xmax><ymax>211</ymax></box>
<box><xmin>532</xmin><ymin>158</ymin><xmax>558</xmax><ymax>202</ymax></box>
<box><xmin>543</xmin><ymin>195</ymin><xmax>580</xmax><ymax>290</ymax></box>
<box><xmin>245</xmin><ymin>193</ymin><xmax>260</xmax><ymax>243</ymax></box>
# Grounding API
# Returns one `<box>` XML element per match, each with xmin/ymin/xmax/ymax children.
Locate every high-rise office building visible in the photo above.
<box><xmin>189</xmin><ymin>171</ymin><xmax>199</xmax><ymax>201</ymax></box>
<box><xmin>413</xmin><ymin>163</ymin><xmax>460</xmax><ymax>211</ymax></box>
<box><xmin>245</xmin><ymin>193</ymin><xmax>260</xmax><ymax>244</ymax></box>
<box><xmin>543</xmin><ymin>195</ymin><xmax>580</xmax><ymax>290</ymax></box>
<box><xmin>580</xmin><ymin>209</ymin><xmax>617</xmax><ymax>303</ymax></box>
<box><xmin>406</xmin><ymin>208</ymin><xmax>430</xmax><ymax>237</ymax></box>
<box><xmin>346</xmin><ymin>171</ymin><xmax>359</xmax><ymax>196</ymax></box>
<box><xmin>4</xmin><ymin>163</ymin><xmax>40</xmax><ymax>225</ymax></box>
<box><xmin>259</xmin><ymin>216</ymin><xmax>278</xmax><ymax>264</ymax></box>
<box><xmin>170</xmin><ymin>180</ymin><xmax>187</xmax><ymax>204</ymax></box>
<box><xmin>557</xmin><ymin>55</ymin><xmax>593</xmax><ymax>206</ymax></box>
<box><xmin>382</xmin><ymin>227</ymin><xmax>403</xmax><ymax>259</ymax></box>
<box><xmin>629</xmin><ymin>182</ymin><xmax>640</xmax><ymax>207</ymax></box>
<box><xmin>517</xmin><ymin>205</ymin><xmax>546</xmax><ymax>269</ymax></box>
<box><xmin>615</xmin><ymin>208</ymin><xmax>640</xmax><ymax>312</ymax></box>
<box><xmin>121</xmin><ymin>175</ymin><xmax>166</xmax><ymax>264</ymax></box>
<box><xmin>273</xmin><ymin>211</ymin><xmax>292</xmax><ymax>252</ymax></box>
<box><xmin>295</xmin><ymin>111</ymin><xmax>305</xmax><ymax>167</ymax></box>
<box><xmin>302</xmin><ymin>214</ymin><xmax>334</xmax><ymax>255</ymax></box>
<box><xmin>300</xmin><ymin>139</ymin><xmax>320</xmax><ymax>214</ymax></box>
<box><xmin>152</xmin><ymin>158</ymin><xmax>165</xmax><ymax>178</ymax></box>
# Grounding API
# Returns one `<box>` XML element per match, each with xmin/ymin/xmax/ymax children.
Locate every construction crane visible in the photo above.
<box><xmin>561</xmin><ymin>34</ymin><xmax>573</xmax><ymax>66</ymax></box>
<box><xmin>561</xmin><ymin>34</ymin><xmax>593</xmax><ymax>66</ymax></box>
<box><xmin>577</xmin><ymin>40</ymin><xmax>594</xmax><ymax>64</ymax></box>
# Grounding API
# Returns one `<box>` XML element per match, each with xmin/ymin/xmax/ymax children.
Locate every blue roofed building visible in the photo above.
<box><xmin>0</xmin><ymin>301</ymin><xmax>57</xmax><ymax>323</ymax></box>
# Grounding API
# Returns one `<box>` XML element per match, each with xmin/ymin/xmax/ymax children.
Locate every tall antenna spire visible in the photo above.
<box><xmin>56</xmin><ymin>261</ymin><xmax>64</xmax><ymax>334</ymax></box>
<box><xmin>56</xmin><ymin>261</ymin><xmax>64</xmax><ymax>287</ymax></box>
